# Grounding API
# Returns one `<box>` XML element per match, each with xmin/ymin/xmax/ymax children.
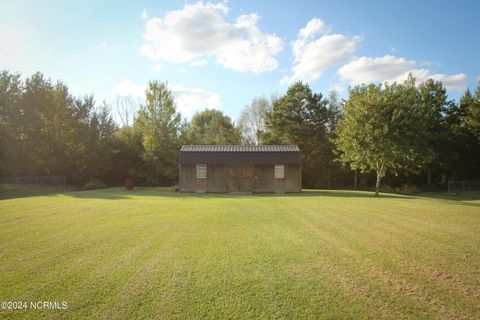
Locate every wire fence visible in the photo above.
<box><xmin>447</xmin><ymin>180</ymin><xmax>480</xmax><ymax>193</ymax></box>
<box><xmin>0</xmin><ymin>176</ymin><xmax>66</xmax><ymax>188</ymax></box>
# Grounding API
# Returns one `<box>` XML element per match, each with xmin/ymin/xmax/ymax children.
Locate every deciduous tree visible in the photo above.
<box><xmin>185</xmin><ymin>109</ymin><xmax>241</xmax><ymax>145</ymax></box>
<box><xmin>134</xmin><ymin>81</ymin><xmax>182</xmax><ymax>184</ymax></box>
<box><xmin>335</xmin><ymin>78</ymin><xmax>433</xmax><ymax>196</ymax></box>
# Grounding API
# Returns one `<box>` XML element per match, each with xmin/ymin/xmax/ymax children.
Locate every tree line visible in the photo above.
<box><xmin>0</xmin><ymin>70</ymin><xmax>479</xmax><ymax>193</ymax></box>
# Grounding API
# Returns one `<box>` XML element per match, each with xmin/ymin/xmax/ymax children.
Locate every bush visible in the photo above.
<box><xmin>380</xmin><ymin>184</ymin><xmax>421</xmax><ymax>195</ymax></box>
<box><xmin>380</xmin><ymin>185</ymin><xmax>397</xmax><ymax>194</ymax></box>
<box><xmin>400</xmin><ymin>184</ymin><xmax>421</xmax><ymax>195</ymax></box>
<box><xmin>83</xmin><ymin>179</ymin><xmax>107</xmax><ymax>190</ymax></box>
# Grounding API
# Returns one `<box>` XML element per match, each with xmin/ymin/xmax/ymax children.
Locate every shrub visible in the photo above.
<box><xmin>83</xmin><ymin>179</ymin><xmax>107</xmax><ymax>190</ymax></box>
<box><xmin>380</xmin><ymin>185</ymin><xmax>397</xmax><ymax>194</ymax></box>
<box><xmin>380</xmin><ymin>184</ymin><xmax>421</xmax><ymax>195</ymax></box>
<box><xmin>400</xmin><ymin>184</ymin><xmax>421</xmax><ymax>195</ymax></box>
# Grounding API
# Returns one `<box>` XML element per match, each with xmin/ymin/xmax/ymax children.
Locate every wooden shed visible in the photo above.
<box><xmin>179</xmin><ymin>145</ymin><xmax>301</xmax><ymax>193</ymax></box>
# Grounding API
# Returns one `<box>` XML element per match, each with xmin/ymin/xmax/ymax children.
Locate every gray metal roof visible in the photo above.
<box><xmin>180</xmin><ymin>145</ymin><xmax>301</xmax><ymax>165</ymax></box>
<box><xmin>180</xmin><ymin>145</ymin><xmax>300</xmax><ymax>152</ymax></box>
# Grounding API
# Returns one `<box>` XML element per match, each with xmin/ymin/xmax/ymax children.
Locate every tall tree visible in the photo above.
<box><xmin>260</xmin><ymin>82</ymin><xmax>331</xmax><ymax>188</ymax></box>
<box><xmin>6</xmin><ymin>73</ymin><xmax>83</xmax><ymax>178</ymax></box>
<box><xmin>446</xmin><ymin>86</ymin><xmax>480</xmax><ymax>180</ymax></box>
<box><xmin>0</xmin><ymin>71</ymin><xmax>23</xmax><ymax>176</ymax></box>
<box><xmin>186</xmin><ymin>109</ymin><xmax>241</xmax><ymax>145</ymax></box>
<box><xmin>238</xmin><ymin>96</ymin><xmax>271</xmax><ymax>144</ymax></box>
<box><xmin>335</xmin><ymin>78</ymin><xmax>433</xmax><ymax>196</ymax></box>
<box><xmin>134</xmin><ymin>81</ymin><xmax>182</xmax><ymax>184</ymax></box>
<box><xmin>0</xmin><ymin>71</ymin><xmax>120</xmax><ymax>184</ymax></box>
<box><xmin>0</xmin><ymin>71</ymin><xmax>22</xmax><ymax>122</ymax></box>
<box><xmin>325</xmin><ymin>90</ymin><xmax>351</xmax><ymax>188</ymax></box>
<box><xmin>418</xmin><ymin>79</ymin><xmax>450</xmax><ymax>185</ymax></box>
<box><xmin>463</xmin><ymin>84</ymin><xmax>480</xmax><ymax>140</ymax></box>
<box><xmin>73</xmin><ymin>96</ymin><xmax>117</xmax><ymax>183</ymax></box>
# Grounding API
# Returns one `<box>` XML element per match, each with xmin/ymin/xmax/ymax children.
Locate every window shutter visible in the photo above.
<box><xmin>196</xmin><ymin>164</ymin><xmax>207</xmax><ymax>179</ymax></box>
<box><xmin>274</xmin><ymin>164</ymin><xmax>285</xmax><ymax>179</ymax></box>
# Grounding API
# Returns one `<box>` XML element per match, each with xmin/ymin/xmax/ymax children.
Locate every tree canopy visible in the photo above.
<box><xmin>335</xmin><ymin>78</ymin><xmax>434</xmax><ymax>196</ymax></box>
<box><xmin>260</xmin><ymin>82</ymin><xmax>339</xmax><ymax>188</ymax></box>
<box><xmin>134</xmin><ymin>81</ymin><xmax>182</xmax><ymax>184</ymax></box>
<box><xmin>1</xmin><ymin>69</ymin><xmax>479</xmax><ymax>193</ymax></box>
<box><xmin>185</xmin><ymin>109</ymin><xmax>241</xmax><ymax>145</ymax></box>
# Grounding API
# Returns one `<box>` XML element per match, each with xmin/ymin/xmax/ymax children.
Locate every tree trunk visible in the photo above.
<box><xmin>375</xmin><ymin>171</ymin><xmax>381</xmax><ymax>197</ymax></box>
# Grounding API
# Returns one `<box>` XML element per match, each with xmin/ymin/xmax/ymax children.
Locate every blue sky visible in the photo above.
<box><xmin>1</xmin><ymin>0</ymin><xmax>479</xmax><ymax>120</ymax></box>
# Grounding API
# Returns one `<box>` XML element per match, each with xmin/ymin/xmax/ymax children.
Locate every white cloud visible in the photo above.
<box><xmin>112</xmin><ymin>80</ymin><xmax>220</xmax><ymax>117</ymax></box>
<box><xmin>112</xmin><ymin>80</ymin><xmax>146</xmax><ymax>97</ymax></box>
<box><xmin>338</xmin><ymin>55</ymin><xmax>468</xmax><ymax>91</ymax></box>
<box><xmin>190</xmin><ymin>59</ymin><xmax>208</xmax><ymax>66</ymax></box>
<box><xmin>329</xmin><ymin>82</ymin><xmax>346</xmax><ymax>93</ymax></box>
<box><xmin>477</xmin><ymin>75</ymin><xmax>480</xmax><ymax>82</ymax></box>
<box><xmin>282</xmin><ymin>18</ymin><xmax>361</xmax><ymax>84</ymax></box>
<box><xmin>140</xmin><ymin>1</ymin><xmax>283</xmax><ymax>72</ymax></box>
<box><xmin>387</xmin><ymin>69</ymin><xmax>468</xmax><ymax>91</ymax></box>
<box><xmin>427</xmin><ymin>73</ymin><xmax>468</xmax><ymax>91</ymax></box>
<box><xmin>298</xmin><ymin>18</ymin><xmax>325</xmax><ymax>39</ymax></box>
<box><xmin>171</xmin><ymin>85</ymin><xmax>221</xmax><ymax>117</ymax></box>
<box><xmin>151</xmin><ymin>64</ymin><xmax>164</xmax><ymax>72</ymax></box>
<box><xmin>338</xmin><ymin>55</ymin><xmax>416</xmax><ymax>85</ymax></box>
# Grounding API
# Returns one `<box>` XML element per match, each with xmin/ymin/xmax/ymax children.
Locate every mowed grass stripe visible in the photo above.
<box><xmin>285</xmin><ymin>203</ymin><xmax>441</xmax><ymax>319</ymax></box>
<box><xmin>287</xmin><ymin>200</ymin><xmax>479</xmax><ymax>319</ymax></box>
<box><xmin>0</xmin><ymin>188</ymin><xmax>479</xmax><ymax>319</ymax></box>
<box><xmin>315</xmin><ymin>205</ymin><xmax>480</xmax><ymax>303</ymax></box>
<box><xmin>126</xmin><ymin>198</ymin><xmax>369</xmax><ymax>319</ymax></box>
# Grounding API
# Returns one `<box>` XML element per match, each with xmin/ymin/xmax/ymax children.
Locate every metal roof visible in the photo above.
<box><xmin>180</xmin><ymin>145</ymin><xmax>300</xmax><ymax>152</ymax></box>
<box><xmin>180</xmin><ymin>145</ymin><xmax>301</xmax><ymax>165</ymax></box>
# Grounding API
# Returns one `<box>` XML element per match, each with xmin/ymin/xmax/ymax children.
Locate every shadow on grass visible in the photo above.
<box><xmin>5</xmin><ymin>185</ymin><xmax>478</xmax><ymax>208</ymax></box>
<box><xmin>62</xmin><ymin>187</ymin><xmax>411</xmax><ymax>200</ymax></box>
<box><xmin>0</xmin><ymin>184</ymin><xmax>65</xmax><ymax>200</ymax></box>
<box><xmin>63</xmin><ymin>188</ymin><xmax>131</xmax><ymax>200</ymax></box>
<box><xmin>65</xmin><ymin>189</ymin><xmax>480</xmax><ymax>210</ymax></box>
<box><xmin>416</xmin><ymin>192</ymin><xmax>480</xmax><ymax>208</ymax></box>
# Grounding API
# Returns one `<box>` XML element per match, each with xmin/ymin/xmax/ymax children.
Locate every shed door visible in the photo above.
<box><xmin>227</xmin><ymin>165</ymin><xmax>254</xmax><ymax>192</ymax></box>
<box><xmin>254</xmin><ymin>165</ymin><xmax>274</xmax><ymax>192</ymax></box>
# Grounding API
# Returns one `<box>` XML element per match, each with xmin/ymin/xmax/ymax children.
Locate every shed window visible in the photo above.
<box><xmin>196</xmin><ymin>164</ymin><xmax>207</xmax><ymax>179</ymax></box>
<box><xmin>274</xmin><ymin>164</ymin><xmax>285</xmax><ymax>179</ymax></box>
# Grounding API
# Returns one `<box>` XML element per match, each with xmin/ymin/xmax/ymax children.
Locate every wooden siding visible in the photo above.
<box><xmin>179</xmin><ymin>164</ymin><xmax>301</xmax><ymax>193</ymax></box>
<box><xmin>208</xmin><ymin>165</ymin><xmax>226</xmax><ymax>192</ymax></box>
<box><xmin>179</xmin><ymin>164</ymin><xmax>196</xmax><ymax>192</ymax></box>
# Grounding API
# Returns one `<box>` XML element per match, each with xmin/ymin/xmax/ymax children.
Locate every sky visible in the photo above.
<box><xmin>1</xmin><ymin>0</ymin><xmax>479</xmax><ymax>121</ymax></box>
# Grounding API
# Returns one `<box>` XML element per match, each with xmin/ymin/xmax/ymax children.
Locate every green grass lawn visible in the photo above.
<box><xmin>0</xmin><ymin>188</ymin><xmax>479</xmax><ymax>319</ymax></box>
